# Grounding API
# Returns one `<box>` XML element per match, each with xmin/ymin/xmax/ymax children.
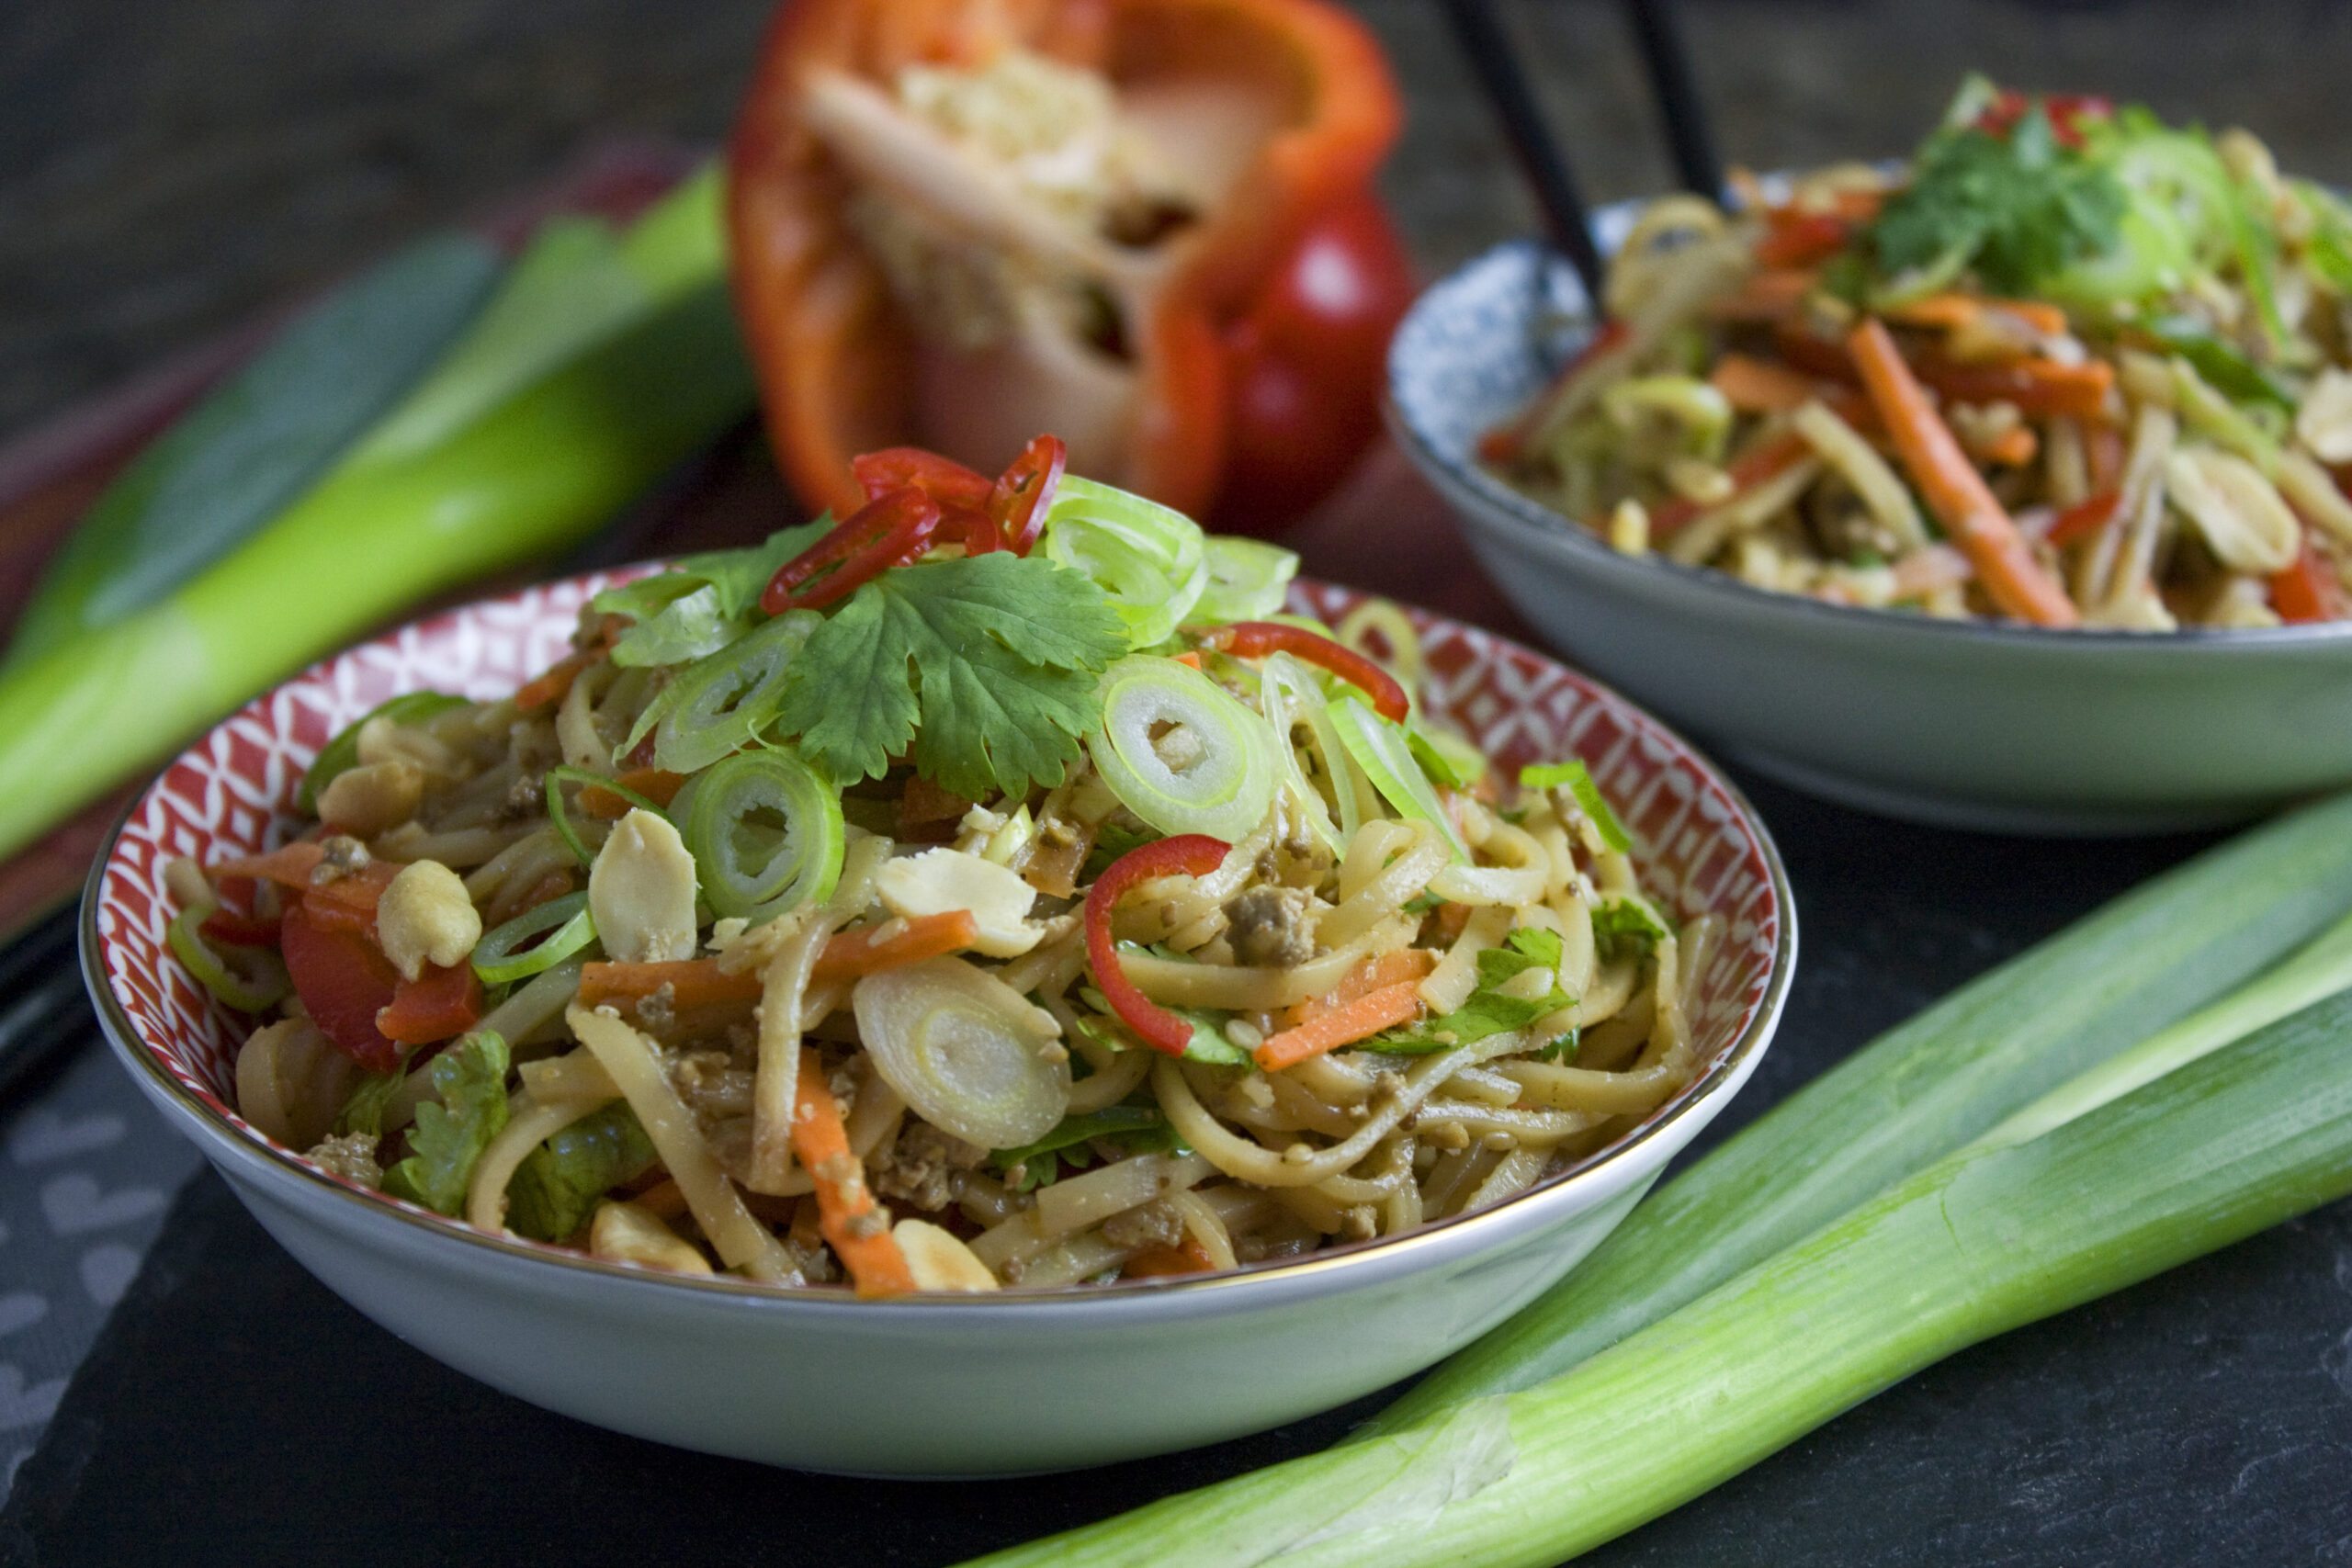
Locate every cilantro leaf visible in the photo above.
<box><xmin>775</xmin><ymin>553</ymin><xmax>1126</xmax><ymax>799</ymax></box>
<box><xmin>1871</xmin><ymin>104</ymin><xmax>2126</xmax><ymax>295</ymax></box>
<box><xmin>381</xmin><ymin>1032</ymin><xmax>512</xmax><ymax>1216</ymax></box>
<box><xmin>1374</xmin><ymin>929</ymin><xmax>1575</xmax><ymax>1055</ymax></box>
<box><xmin>504</xmin><ymin>1100</ymin><xmax>658</xmax><ymax>1241</ymax></box>
<box><xmin>991</xmin><ymin>1105</ymin><xmax>1187</xmax><ymax>1193</ymax></box>
<box><xmin>594</xmin><ymin>520</ymin><xmax>833</xmax><ymax>667</ymax></box>
<box><xmin>1594</xmin><ymin>894</ymin><xmax>1669</xmax><ymax>964</ymax></box>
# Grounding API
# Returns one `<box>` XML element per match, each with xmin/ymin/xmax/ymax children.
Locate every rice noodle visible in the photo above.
<box><xmin>467</xmin><ymin>1093</ymin><xmax>607</xmax><ymax>1234</ymax></box>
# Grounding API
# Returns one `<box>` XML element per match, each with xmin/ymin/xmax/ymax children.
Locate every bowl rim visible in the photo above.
<box><xmin>1392</xmin><ymin>234</ymin><xmax>2352</xmax><ymax>657</ymax></box>
<box><xmin>83</xmin><ymin>571</ymin><xmax>1797</xmax><ymax>1317</ymax></box>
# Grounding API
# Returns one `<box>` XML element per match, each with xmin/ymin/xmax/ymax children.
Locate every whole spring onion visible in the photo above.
<box><xmin>964</xmin><ymin>985</ymin><xmax>2352</xmax><ymax>1568</ymax></box>
<box><xmin>637</xmin><ymin>607</ymin><xmax>820</xmax><ymax>773</ymax></box>
<box><xmin>672</xmin><ymin>748</ymin><xmax>844</xmax><ymax>921</ymax></box>
<box><xmin>471</xmin><ymin>892</ymin><xmax>597</xmax><ymax>986</ymax></box>
<box><xmin>1042</xmin><ymin>477</ymin><xmax>1209</xmax><ymax>648</ymax></box>
<box><xmin>1376</xmin><ymin>784</ymin><xmax>2352</xmax><ymax>1428</ymax></box>
<box><xmin>1087</xmin><ymin>656</ymin><xmax>1277</xmax><ymax>843</ymax></box>
<box><xmin>1327</xmin><ymin>695</ymin><xmax>1471</xmax><ymax>863</ymax></box>
<box><xmin>0</xmin><ymin>164</ymin><xmax>753</xmax><ymax>864</ymax></box>
<box><xmin>4</xmin><ymin>234</ymin><xmax>503</xmax><ymax>669</ymax></box>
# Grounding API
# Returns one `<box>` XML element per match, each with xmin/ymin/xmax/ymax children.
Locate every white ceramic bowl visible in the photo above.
<box><xmin>1390</xmin><ymin>238</ymin><xmax>2352</xmax><ymax>834</ymax></box>
<box><xmin>85</xmin><ymin>569</ymin><xmax>1792</xmax><ymax>1477</ymax></box>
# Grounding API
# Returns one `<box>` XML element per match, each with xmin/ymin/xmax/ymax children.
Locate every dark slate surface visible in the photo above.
<box><xmin>6</xmin><ymin>773</ymin><xmax>2349</xmax><ymax>1566</ymax></box>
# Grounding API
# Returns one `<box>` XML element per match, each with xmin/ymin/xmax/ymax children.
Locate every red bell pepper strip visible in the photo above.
<box><xmin>279</xmin><ymin>905</ymin><xmax>405</xmax><ymax>1072</ymax></box>
<box><xmin>761</xmin><ymin>486</ymin><xmax>942</xmax><ymax>613</ymax></box>
<box><xmin>1085</xmin><ymin>835</ymin><xmax>1231</xmax><ymax>1056</ymax></box>
<box><xmin>728</xmin><ymin>0</ymin><xmax>1405</xmax><ymax>530</ymax></box>
<box><xmin>377</xmin><ymin>961</ymin><xmax>484</xmax><ymax>1047</ymax></box>
<box><xmin>1194</xmin><ymin>621</ymin><xmax>1409</xmax><ymax>722</ymax></box>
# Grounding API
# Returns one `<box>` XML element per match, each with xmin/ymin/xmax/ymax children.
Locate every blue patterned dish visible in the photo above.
<box><xmin>1389</xmin><ymin>237</ymin><xmax>2352</xmax><ymax>834</ymax></box>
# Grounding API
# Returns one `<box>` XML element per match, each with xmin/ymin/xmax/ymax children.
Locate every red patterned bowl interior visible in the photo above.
<box><xmin>92</xmin><ymin>572</ymin><xmax>1786</xmax><ymax>1233</ymax></box>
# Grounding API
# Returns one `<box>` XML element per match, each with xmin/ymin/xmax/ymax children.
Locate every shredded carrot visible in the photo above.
<box><xmin>2272</xmin><ymin>535</ymin><xmax>2347</xmax><ymax>623</ymax></box>
<box><xmin>579</xmin><ymin>959</ymin><xmax>763</xmax><ymax>1013</ymax></box>
<box><xmin>1123</xmin><ymin>1234</ymin><xmax>1221</xmax><ymax>1279</ymax></box>
<box><xmin>809</xmin><ymin>910</ymin><xmax>979</xmax><ymax>985</ymax></box>
<box><xmin>1647</xmin><ymin>430</ymin><xmax>1812</xmax><ymax>538</ymax></box>
<box><xmin>1255</xmin><ymin>980</ymin><xmax>1426</xmax><ymax>1073</ymax></box>
<box><xmin>1171</xmin><ymin>650</ymin><xmax>1204</xmax><ymax>671</ymax></box>
<box><xmin>1282</xmin><ymin>947</ymin><xmax>1437</xmax><ymax>1032</ymax></box>
<box><xmin>211</xmin><ymin>840</ymin><xmax>327</xmax><ymax>888</ymax></box>
<box><xmin>514</xmin><ymin>648</ymin><xmax>598</xmax><ymax>712</ymax></box>
<box><xmin>1916</xmin><ymin>356</ymin><xmax>2115</xmax><ymax>423</ymax></box>
<box><xmin>1849</xmin><ymin>319</ymin><xmax>2078</xmax><ymax>627</ymax></box>
<box><xmin>789</xmin><ymin>1054</ymin><xmax>916</xmax><ymax>1297</ymax></box>
<box><xmin>376</xmin><ymin>961</ymin><xmax>483</xmax><ymax>1046</ymax></box>
<box><xmin>1883</xmin><ymin>293</ymin><xmax>2069</xmax><ymax>338</ymax></box>
<box><xmin>579</xmin><ymin>768</ymin><xmax>687</xmax><ymax>818</ymax></box>
<box><xmin>1983</xmin><ymin>424</ymin><xmax>2039</xmax><ymax>468</ymax></box>
<box><xmin>1708</xmin><ymin>353</ymin><xmax>1823</xmax><ymax>414</ymax></box>
<box><xmin>1704</xmin><ymin>267</ymin><xmax>1818</xmax><ymax>323</ymax></box>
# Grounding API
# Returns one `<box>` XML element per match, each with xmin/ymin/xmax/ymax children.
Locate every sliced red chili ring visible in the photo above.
<box><xmin>762</xmin><ymin>487</ymin><xmax>943</xmax><ymax>613</ymax></box>
<box><xmin>852</xmin><ymin>447</ymin><xmax>993</xmax><ymax>511</ymax></box>
<box><xmin>1195</xmin><ymin>620</ymin><xmax>1411</xmax><ymax>723</ymax></box>
<box><xmin>1084</xmin><ymin>834</ymin><xmax>1231</xmax><ymax>1056</ymax></box>
<box><xmin>989</xmin><ymin>434</ymin><xmax>1068</xmax><ymax>557</ymax></box>
<box><xmin>944</xmin><ymin>504</ymin><xmax>1007</xmax><ymax>556</ymax></box>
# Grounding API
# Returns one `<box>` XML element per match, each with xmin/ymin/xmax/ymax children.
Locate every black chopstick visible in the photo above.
<box><xmin>1619</xmin><ymin>0</ymin><xmax>1724</xmax><ymax>202</ymax></box>
<box><xmin>1437</xmin><ymin>0</ymin><xmax>1607</xmax><ymax>305</ymax></box>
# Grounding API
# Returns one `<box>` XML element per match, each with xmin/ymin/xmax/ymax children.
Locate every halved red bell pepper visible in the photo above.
<box><xmin>729</xmin><ymin>0</ymin><xmax>1409</xmax><ymax>533</ymax></box>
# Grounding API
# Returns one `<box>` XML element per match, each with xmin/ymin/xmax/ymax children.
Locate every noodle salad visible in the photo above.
<box><xmin>164</xmin><ymin>436</ymin><xmax>1708</xmax><ymax>1295</ymax></box>
<box><xmin>1484</xmin><ymin>76</ymin><xmax>2352</xmax><ymax>630</ymax></box>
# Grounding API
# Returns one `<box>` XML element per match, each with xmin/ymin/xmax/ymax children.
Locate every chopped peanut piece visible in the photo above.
<box><xmin>376</xmin><ymin>860</ymin><xmax>483</xmax><ymax>982</ymax></box>
<box><xmin>892</xmin><ymin>1218</ymin><xmax>1001</xmax><ymax>1292</ymax></box>
<box><xmin>317</xmin><ymin>759</ymin><xmax>425</xmax><ymax>838</ymax></box>
<box><xmin>588</xmin><ymin>808</ymin><xmax>700</xmax><ymax>964</ymax></box>
<box><xmin>590</xmin><ymin>1200</ymin><xmax>714</xmax><ymax>1274</ymax></box>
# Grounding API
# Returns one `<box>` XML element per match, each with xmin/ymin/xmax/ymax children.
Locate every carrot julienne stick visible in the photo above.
<box><xmin>1255</xmin><ymin>980</ymin><xmax>1425</xmax><ymax>1072</ymax></box>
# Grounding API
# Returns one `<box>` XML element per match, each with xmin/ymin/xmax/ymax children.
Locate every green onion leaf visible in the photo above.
<box><xmin>642</xmin><ymin>608</ymin><xmax>821</xmax><ymax>773</ymax></box>
<box><xmin>471</xmin><ymin>891</ymin><xmax>598</xmax><ymax>986</ymax></box>
<box><xmin>1042</xmin><ymin>476</ymin><xmax>1209</xmax><ymax>648</ymax></box>
<box><xmin>1185</xmin><ymin>536</ymin><xmax>1301</xmax><ymax>626</ymax></box>
<box><xmin>1087</xmin><ymin>656</ymin><xmax>1278</xmax><ymax>843</ymax></box>
<box><xmin>298</xmin><ymin>691</ymin><xmax>469</xmax><ymax>815</ymax></box>
<box><xmin>673</xmin><ymin>748</ymin><xmax>844</xmax><ymax>922</ymax></box>
<box><xmin>1328</xmin><ymin>695</ymin><xmax>1471</xmax><ymax>863</ymax></box>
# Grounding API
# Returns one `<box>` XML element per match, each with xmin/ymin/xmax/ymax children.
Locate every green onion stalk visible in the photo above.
<box><xmin>965</xmin><ymin>983</ymin><xmax>2352</xmax><ymax>1568</ymax></box>
<box><xmin>0</xmin><ymin>166</ymin><xmax>753</xmax><ymax>863</ymax></box>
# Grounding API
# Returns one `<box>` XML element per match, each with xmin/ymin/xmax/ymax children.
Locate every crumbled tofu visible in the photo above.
<box><xmin>317</xmin><ymin>760</ymin><xmax>424</xmax><ymax>838</ymax></box>
<box><xmin>892</xmin><ymin>1218</ymin><xmax>1000</xmax><ymax>1292</ymax></box>
<box><xmin>591</xmin><ymin>1201</ymin><xmax>713</xmax><ymax>1273</ymax></box>
<box><xmin>876</xmin><ymin>846</ymin><xmax>1043</xmax><ymax>956</ymax></box>
<box><xmin>588</xmin><ymin>808</ymin><xmax>700</xmax><ymax>964</ymax></box>
<box><xmin>376</xmin><ymin>859</ymin><xmax>482</xmax><ymax>982</ymax></box>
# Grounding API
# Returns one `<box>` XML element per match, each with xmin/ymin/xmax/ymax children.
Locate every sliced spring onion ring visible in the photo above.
<box><xmin>1250</xmin><ymin>654</ymin><xmax>1344</xmax><ymax>857</ymax></box>
<box><xmin>1328</xmin><ymin>694</ymin><xmax>1472</xmax><ymax>863</ymax></box>
<box><xmin>1263</xmin><ymin>652</ymin><xmax>1373</xmax><ymax>847</ymax></box>
<box><xmin>673</xmin><ymin>748</ymin><xmax>844</xmax><ymax>921</ymax></box>
<box><xmin>1088</xmin><ymin>656</ymin><xmax>1277</xmax><ymax>843</ymax></box>
<box><xmin>1186</xmin><ymin>536</ymin><xmax>1300</xmax><ymax>625</ymax></box>
<box><xmin>1041</xmin><ymin>476</ymin><xmax>1208</xmax><ymax>648</ymax></box>
<box><xmin>854</xmin><ymin>954</ymin><xmax>1071</xmax><ymax>1149</ymax></box>
<box><xmin>635</xmin><ymin>607</ymin><xmax>820</xmax><ymax>773</ymax></box>
<box><xmin>471</xmin><ymin>891</ymin><xmax>598</xmax><ymax>985</ymax></box>
<box><xmin>166</xmin><ymin>906</ymin><xmax>290</xmax><ymax>1011</ymax></box>
<box><xmin>298</xmin><ymin>691</ymin><xmax>468</xmax><ymax>813</ymax></box>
